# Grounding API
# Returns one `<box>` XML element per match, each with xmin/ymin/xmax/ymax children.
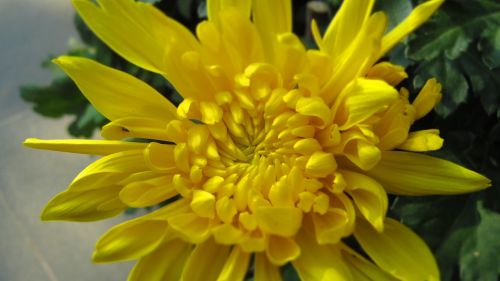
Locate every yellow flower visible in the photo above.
<box><xmin>25</xmin><ymin>0</ymin><xmax>490</xmax><ymax>280</ymax></box>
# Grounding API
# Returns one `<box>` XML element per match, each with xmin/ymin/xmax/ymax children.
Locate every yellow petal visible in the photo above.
<box><xmin>93</xmin><ymin>218</ymin><xmax>168</xmax><ymax>263</ymax></box>
<box><xmin>341</xmin><ymin>170</ymin><xmax>388</xmax><ymax>232</ymax></box>
<box><xmin>54</xmin><ymin>56</ymin><xmax>177</xmax><ymax>121</ymax></box>
<box><xmin>293</xmin><ymin>220</ymin><xmax>353</xmax><ymax>281</ymax></box>
<box><xmin>336</xmin><ymin>130</ymin><xmax>381</xmax><ymax>171</ymax></box>
<box><xmin>252</xmin><ymin>0</ymin><xmax>292</xmax><ymax>61</ymax></box>
<box><xmin>266</xmin><ymin>235</ymin><xmax>301</xmax><ymax>266</ymax></box>
<box><xmin>341</xmin><ymin>245</ymin><xmax>398</xmax><ymax>281</ymax></box>
<box><xmin>101</xmin><ymin>117</ymin><xmax>171</xmax><ymax>141</ymax></box>
<box><xmin>332</xmin><ymin>78</ymin><xmax>399</xmax><ymax>130</ymax></box>
<box><xmin>412</xmin><ymin>78</ymin><xmax>443</xmax><ymax>120</ymax></box>
<box><xmin>69</xmin><ymin>150</ymin><xmax>147</xmax><ymax>191</ymax></box>
<box><xmin>312</xmin><ymin>208</ymin><xmax>350</xmax><ymax>244</ymax></box>
<box><xmin>374</xmin><ymin>99</ymin><xmax>413</xmax><ymax>150</ymax></box>
<box><xmin>366</xmin><ymin>62</ymin><xmax>408</xmax><ymax>86</ymax></box>
<box><xmin>255</xmin><ymin>253</ymin><xmax>283</xmax><ymax>281</ymax></box>
<box><xmin>379</xmin><ymin>0</ymin><xmax>444</xmax><ymax>58</ymax></box>
<box><xmin>322</xmin><ymin>0</ymin><xmax>375</xmax><ymax>58</ymax></box>
<box><xmin>216</xmin><ymin>247</ymin><xmax>251</xmax><ymax>281</ymax></box>
<box><xmin>72</xmin><ymin>0</ymin><xmax>198</xmax><ymax>74</ymax></box>
<box><xmin>212</xmin><ymin>223</ymin><xmax>244</xmax><ymax>245</ymax></box>
<box><xmin>217</xmin><ymin>10</ymin><xmax>264</xmax><ymax>72</ymax></box>
<box><xmin>128</xmin><ymin>239</ymin><xmax>191</xmax><ymax>281</ymax></box>
<box><xmin>207</xmin><ymin>0</ymin><xmax>251</xmax><ymax>23</ymax></box>
<box><xmin>41</xmin><ymin>186</ymin><xmax>126</xmax><ymax>221</ymax></box>
<box><xmin>144</xmin><ymin>143</ymin><xmax>177</xmax><ymax>172</ymax></box>
<box><xmin>190</xmin><ymin>190</ymin><xmax>216</xmax><ymax>219</ymax></box>
<box><xmin>255</xmin><ymin>207</ymin><xmax>303</xmax><ymax>237</ymax></box>
<box><xmin>295</xmin><ymin>97</ymin><xmax>332</xmax><ymax>129</ymax></box>
<box><xmin>397</xmin><ymin>129</ymin><xmax>443</xmax><ymax>152</ymax></box>
<box><xmin>354</xmin><ymin>218</ymin><xmax>440</xmax><ymax>281</ymax></box>
<box><xmin>366</xmin><ymin>151</ymin><xmax>491</xmax><ymax>195</ymax></box>
<box><xmin>168</xmin><ymin>212</ymin><xmax>211</xmax><ymax>243</ymax></box>
<box><xmin>119</xmin><ymin>175</ymin><xmax>177</xmax><ymax>208</ymax></box>
<box><xmin>305</xmin><ymin>151</ymin><xmax>337</xmax><ymax>178</ymax></box>
<box><xmin>23</xmin><ymin>138</ymin><xmax>146</xmax><ymax>155</ymax></box>
<box><xmin>181</xmin><ymin>238</ymin><xmax>231</xmax><ymax>281</ymax></box>
<box><xmin>321</xmin><ymin>12</ymin><xmax>388</xmax><ymax>104</ymax></box>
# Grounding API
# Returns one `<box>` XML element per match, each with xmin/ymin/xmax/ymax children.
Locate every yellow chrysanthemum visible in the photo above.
<box><xmin>25</xmin><ymin>0</ymin><xmax>490</xmax><ymax>280</ymax></box>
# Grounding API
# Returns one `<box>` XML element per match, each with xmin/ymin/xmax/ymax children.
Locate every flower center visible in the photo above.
<box><xmin>164</xmin><ymin>62</ymin><xmax>358</xmax><ymax>254</ymax></box>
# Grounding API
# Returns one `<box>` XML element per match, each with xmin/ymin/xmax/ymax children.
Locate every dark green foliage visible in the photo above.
<box><xmin>21</xmin><ymin>0</ymin><xmax>499</xmax><ymax>280</ymax></box>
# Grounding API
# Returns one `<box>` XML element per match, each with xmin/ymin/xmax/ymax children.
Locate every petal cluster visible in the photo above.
<box><xmin>25</xmin><ymin>0</ymin><xmax>490</xmax><ymax>280</ymax></box>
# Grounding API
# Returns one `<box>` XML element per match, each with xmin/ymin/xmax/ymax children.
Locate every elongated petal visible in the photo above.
<box><xmin>412</xmin><ymin>78</ymin><xmax>442</xmax><ymax>120</ymax></box>
<box><xmin>24</xmin><ymin>138</ymin><xmax>146</xmax><ymax>155</ymax></box>
<box><xmin>69</xmin><ymin>150</ymin><xmax>147</xmax><ymax>191</ymax></box>
<box><xmin>72</xmin><ymin>0</ymin><xmax>198</xmax><ymax>74</ymax></box>
<box><xmin>322</xmin><ymin>0</ymin><xmax>375</xmax><ymax>58</ymax></box>
<box><xmin>181</xmin><ymin>239</ymin><xmax>231</xmax><ymax>281</ymax></box>
<box><xmin>101</xmin><ymin>117</ymin><xmax>171</xmax><ymax>141</ymax></box>
<box><xmin>321</xmin><ymin>12</ymin><xmax>387</xmax><ymax>104</ymax></box>
<box><xmin>355</xmin><ymin>218</ymin><xmax>440</xmax><ymax>281</ymax></box>
<box><xmin>54</xmin><ymin>56</ymin><xmax>176</xmax><ymax>121</ymax></box>
<box><xmin>366</xmin><ymin>151</ymin><xmax>491</xmax><ymax>195</ymax></box>
<box><xmin>332</xmin><ymin>78</ymin><xmax>399</xmax><ymax>130</ymax></box>
<box><xmin>41</xmin><ymin>186</ymin><xmax>126</xmax><ymax>221</ymax></box>
<box><xmin>93</xmin><ymin>219</ymin><xmax>168</xmax><ymax>263</ymax></box>
<box><xmin>253</xmin><ymin>0</ymin><xmax>292</xmax><ymax>61</ymax></box>
<box><xmin>341</xmin><ymin>245</ymin><xmax>398</xmax><ymax>281</ymax></box>
<box><xmin>255</xmin><ymin>253</ymin><xmax>283</xmax><ymax>281</ymax></box>
<box><xmin>216</xmin><ymin>247</ymin><xmax>251</xmax><ymax>281</ymax></box>
<box><xmin>119</xmin><ymin>175</ymin><xmax>177</xmax><ymax>208</ymax></box>
<box><xmin>379</xmin><ymin>0</ymin><xmax>444</xmax><ymax>58</ymax></box>
<box><xmin>341</xmin><ymin>170</ymin><xmax>388</xmax><ymax>232</ymax></box>
<box><xmin>128</xmin><ymin>239</ymin><xmax>191</xmax><ymax>281</ymax></box>
<box><xmin>397</xmin><ymin>129</ymin><xmax>443</xmax><ymax>152</ymax></box>
<box><xmin>207</xmin><ymin>0</ymin><xmax>251</xmax><ymax>22</ymax></box>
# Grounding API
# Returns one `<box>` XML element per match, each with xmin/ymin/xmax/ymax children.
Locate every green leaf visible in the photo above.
<box><xmin>460</xmin><ymin>50</ymin><xmax>500</xmax><ymax>117</ymax></box>
<box><xmin>408</xmin><ymin>1</ymin><xmax>500</xmax><ymax>60</ymax></box>
<box><xmin>374</xmin><ymin>0</ymin><xmax>412</xmax><ymax>30</ymax></box>
<box><xmin>459</xmin><ymin>202</ymin><xmax>500</xmax><ymax>281</ymax></box>
<box><xmin>414</xmin><ymin>56</ymin><xmax>469</xmax><ymax>117</ymax></box>
<box><xmin>138</xmin><ymin>0</ymin><xmax>161</xmax><ymax>3</ymax></box>
<box><xmin>479</xmin><ymin>28</ymin><xmax>500</xmax><ymax>69</ymax></box>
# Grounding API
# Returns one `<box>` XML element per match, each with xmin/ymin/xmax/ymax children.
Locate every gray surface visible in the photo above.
<box><xmin>0</xmin><ymin>1</ymin><xmax>132</xmax><ymax>280</ymax></box>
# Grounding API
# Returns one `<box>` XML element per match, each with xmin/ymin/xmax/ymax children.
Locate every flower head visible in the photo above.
<box><xmin>25</xmin><ymin>0</ymin><xmax>490</xmax><ymax>280</ymax></box>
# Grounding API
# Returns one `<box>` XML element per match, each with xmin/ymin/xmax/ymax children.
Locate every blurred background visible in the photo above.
<box><xmin>1</xmin><ymin>0</ymin><xmax>499</xmax><ymax>281</ymax></box>
<box><xmin>0</xmin><ymin>1</ymin><xmax>131</xmax><ymax>280</ymax></box>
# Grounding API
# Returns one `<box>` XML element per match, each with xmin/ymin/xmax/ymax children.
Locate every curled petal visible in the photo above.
<box><xmin>101</xmin><ymin>117</ymin><xmax>171</xmax><ymax>141</ymax></box>
<box><xmin>397</xmin><ymin>129</ymin><xmax>443</xmax><ymax>152</ymax></box>
<box><xmin>341</xmin><ymin>170</ymin><xmax>388</xmax><ymax>232</ymax></box>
